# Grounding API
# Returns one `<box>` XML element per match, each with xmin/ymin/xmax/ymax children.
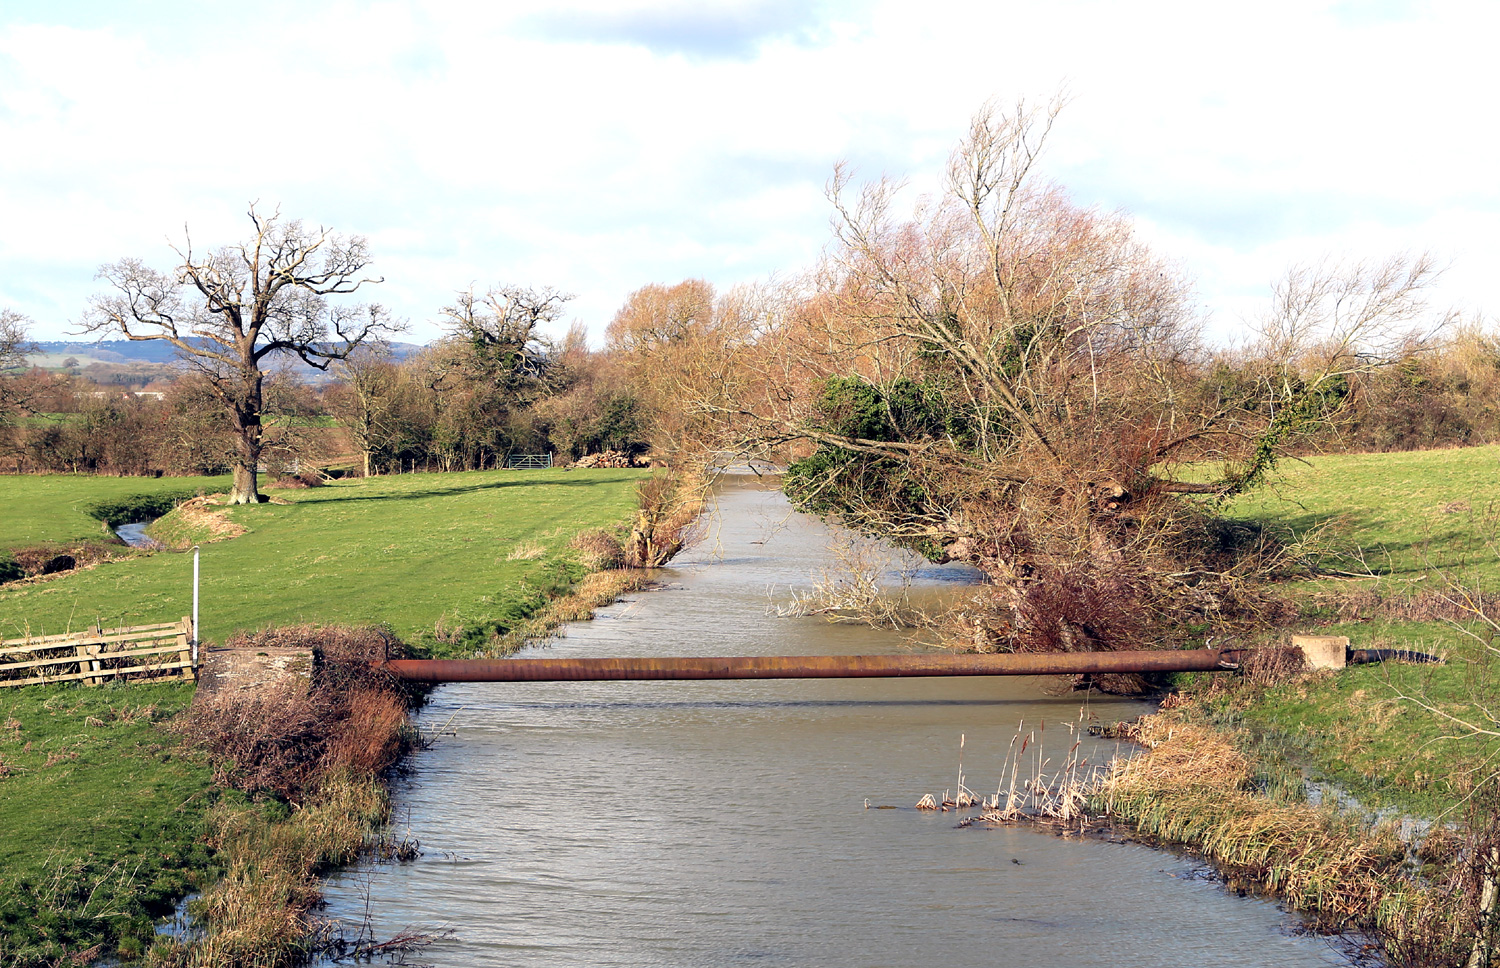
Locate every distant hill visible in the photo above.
<box><xmin>31</xmin><ymin>340</ymin><xmax>429</xmax><ymax>377</ymax></box>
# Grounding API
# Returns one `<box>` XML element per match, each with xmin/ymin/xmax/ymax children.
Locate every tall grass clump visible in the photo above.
<box><xmin>1095</xmin><ymin>708</ymin><xmax>1500</xmax><ymax>967</ymax></box>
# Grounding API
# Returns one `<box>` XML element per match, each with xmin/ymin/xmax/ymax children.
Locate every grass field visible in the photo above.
<box><xmin>0</xmin><ymin>468</ymin><xmax>645</xmax><ymax>654</ymax></box>
<box><xmin>1204</xmin><ymin>444</ymin><xmax>1500</xmax><ymax>815</ymax></box>
<box><xmin>1224</xmin><ymin>444</ymin><xmax>1500</xmax><ymax>580</ymax></box>
<box><xmin>0</xmin><ymin>681</ymin><xmax>216</xmax><ymax>964</ymax></box>
<box><xmin>0</xmin><ymin>474</ymin><xmax>232</xmax><ymax>549</ymax></box>
<box><xmin>0</xmin><ymin>467</ymin><xmax>648</xmax><ymax>964</ymax></box>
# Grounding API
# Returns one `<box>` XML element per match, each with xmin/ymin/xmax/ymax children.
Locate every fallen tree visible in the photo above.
<box><xmin>653</xmin><ymin>99</ymin><xmax>1450</xmax><ymax>688</ymax></box>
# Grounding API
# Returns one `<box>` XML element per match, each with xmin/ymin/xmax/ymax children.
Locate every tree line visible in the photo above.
<box><xmin>0</xmin><ymin>99</ymin><xmax>1492</xmax><ymax>670</ymax></box>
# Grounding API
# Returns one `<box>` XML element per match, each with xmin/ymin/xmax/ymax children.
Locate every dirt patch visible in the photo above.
<box><xmin>172</xmin><ymin>496</ymin><xmax>248</xmax><ymax>543</ymax></box>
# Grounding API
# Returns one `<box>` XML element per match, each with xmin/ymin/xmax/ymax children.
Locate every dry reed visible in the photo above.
<box><xmin>505</xmin><ymin>540</ymin><xmax>548</xmax><ymax>561</ymax></box>
<box><xmin>1092</xmin><ymin>712</ymin><xmax>1425</xmax><ymax>943</ymax></box>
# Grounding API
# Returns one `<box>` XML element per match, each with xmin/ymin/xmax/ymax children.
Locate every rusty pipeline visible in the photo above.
<box><xmin>382</xmin><ymin>649</ymin><xmax>1234</xmax><ymax>683</ymax></box>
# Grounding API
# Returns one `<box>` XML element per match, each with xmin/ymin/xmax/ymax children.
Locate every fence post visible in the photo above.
<box><xmin>191</xmin><ymin>546</ymin><xmax>200</xmax><ymax>669</ymax></box>
<box><xmin>76</xmin><ymin>631</ymin><xmax>100</xmax><ymax>687</ymax></box>
<box><xmin>177</xmin><ymin>617</ymin><xmax>193</xmax><ymax>681</ymax></box>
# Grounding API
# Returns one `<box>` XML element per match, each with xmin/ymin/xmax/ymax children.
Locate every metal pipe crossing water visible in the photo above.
<box><xmin>382</xmin><ymin>648</ymin><xmax>1241</xmax><ymax>683</ymax></box>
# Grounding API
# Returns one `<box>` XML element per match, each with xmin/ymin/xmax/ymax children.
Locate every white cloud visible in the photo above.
<box><xmin>1</xmin><ymin>0</ymin><xmax>1496</xmax><ymax>347</ymax></box>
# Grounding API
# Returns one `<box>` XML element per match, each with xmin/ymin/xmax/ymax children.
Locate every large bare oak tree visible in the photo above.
<box><xmin>83</xmin><ymin>206</ymin><xmax>396</xmax><ymax>504</ymax></box>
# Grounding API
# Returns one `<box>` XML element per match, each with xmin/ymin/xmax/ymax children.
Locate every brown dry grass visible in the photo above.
<box><xmin>490</xmin><ymin>569</ymin><xmax>653</xmax><ymax>654</ymax></box>
<box><xmin>1323</xmin><ymin>587</ymin><xmax>1500</xmax><ymax>625</ymax></box>
<box><xmin>270</xmin><ymin>471</ymin><xmax>323</xmax><ymax>490</ymax></box>
<box><xmin>1098</xmin><ymin>715</ymin><xmax>1408</xmax><ymax>930</ymax></box>
<box><xmin>569</xmin><ymin>528</ymin><xmax>626</xmax><ymax>570</ymax></box>
<box><xmin>1094</xmin><ymin>709</ymin><xmax>1500</xmax><ymax>966</ymax></box>
<box><xmin>505</xmin><ymin>540</ymin><xmax>547</xmax><ymax>561</ymax></box>
<box><xmin>170</xmin><ymin>497</ymin><xmax>248</xmax><ymax>544</ymax></box>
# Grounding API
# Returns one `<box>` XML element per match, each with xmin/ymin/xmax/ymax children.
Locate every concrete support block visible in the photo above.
<box><xmin>1292</xmin><ymin>635</ymin><xmax>1348</xmax><ymax>671</ymax></box>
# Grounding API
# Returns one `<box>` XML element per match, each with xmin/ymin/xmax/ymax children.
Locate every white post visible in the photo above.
<box><xmin>192</xmin><ymin>545</ymin><xmax>200</xmax><ymax>668</ymax></box>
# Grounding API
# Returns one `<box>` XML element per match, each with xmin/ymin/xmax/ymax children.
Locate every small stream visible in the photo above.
<box><xmin>114</xmin><ymin>521</ymin><xmax>161</xmax><ymax>549</ymax></box>
<box><xmin>318</xmin><ymin>474</ymin><xmax>1348</xmax><ymax>967</ymax></box>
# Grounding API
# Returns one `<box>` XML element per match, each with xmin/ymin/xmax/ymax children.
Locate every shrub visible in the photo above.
<box><xmin>82</xmin><ymin>488</ymin><xmax>202</xmax><ymax>527</ymax></box>
<box><xmin>568</xmin><ymin>529</ymin><xmax>625</xmax><ymax>570</ymax></box>
<box><xmin>176</xmin><ymin>625</ymin><xmax>422</xmax><ymax>803</ymax></box>
<box><xmin>623</xmin><ymin>471</ymin><xmax>705</xmax><ymax>567</ymax></box>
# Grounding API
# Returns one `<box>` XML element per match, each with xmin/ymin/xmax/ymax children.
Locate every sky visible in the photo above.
<box><xmin>1</xmin><ymin>0</ymin><xmax>1496</xmax><ymax>347</ymax></box>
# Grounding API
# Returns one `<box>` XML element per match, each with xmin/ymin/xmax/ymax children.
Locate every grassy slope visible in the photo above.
<box><xmin>0</xmin><ymin>468</ymin><xmax>645</xmax><ymax>963</ymax></box>
<box><xmin>0</xmin><ymin>468</ymin><xmax>644</xmax><ymax>651</ymax></box>
<box><xmin>0</xmin><ymin>475</ymin><xmax>232</xmax><ymax>548</ymax></box>
<box><xmin>1226</xmin><ymin>444</ymin><xmax>1500</xmax><ymax>580</ymax></box>
<box><xmin>1212</xmin><ymin>444</ymin><xmax>1500</xmax><ymax>814</ymax></box>
<box><xmin>0</xmin><ymin>682</ymin><xmax>213</xmax><ymax>964</ymax></box>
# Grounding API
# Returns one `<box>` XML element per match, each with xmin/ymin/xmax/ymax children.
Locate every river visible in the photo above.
<box><xmin>320</xmin><ymin>474</ymin><xmax>1347</xmax><ymax>967</ymax></box>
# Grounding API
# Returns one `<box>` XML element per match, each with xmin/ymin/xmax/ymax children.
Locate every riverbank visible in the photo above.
<box><xmin>0</xmin><ymin>474</ymin><xmax>232</xmax><ymax>586</ymax></box>
<box><xmin>1087</xmin><ymin>446</ymin><xmax>1500</xmax><ymax>966</ymax></box>
<box><xmin>1088</xmin><ymin>678</ymin><xmax>1497</xmax><ymax>967</ymax></box>
<box><xmin>0</xmin><ymin>468</ymin><xmax>645</xmax><ymax>649</ymax></box>
<box><xmin>0</xmin><ymin>468</ymin><xmax>658</xmax><ymax>965</ymax></box>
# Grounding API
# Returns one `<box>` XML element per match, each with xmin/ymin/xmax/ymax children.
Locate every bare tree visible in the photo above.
<box><xmin>647</xmin><ymin>98</ymin><xmax>1451</xmax><ymax>680</ymax></box>
<box><xmin>1218</xmin><ymin>255</ymin><xmax>1454</xmax><ymax>492</ymax></box>
<box><xmin>606</xmin><ymin>279</ymin><xmax>773</xmax><ymax>461</ymax></box>
<box><xmin>0</xmin><ymin>308</ymin><xmax>40</xmax><ymax>424</ymax></box>
<box><xmin>330</xmin><ymin>342</ymin><xmax>403</xmax><ymax>478</ymax></box>
<box><xmin>82</xmin><ymin>205</ymin><xmax>397</xmax><ymax>503</ymax></box>
<box><xmin>441</xmin><ymin>284</ymin><xmax>570</xmax><ymax>391</ymax></box>
<box><xmin>1</xmin><ymin>308</ymin><xmax>36</xmax><ymax>372</ymax></box>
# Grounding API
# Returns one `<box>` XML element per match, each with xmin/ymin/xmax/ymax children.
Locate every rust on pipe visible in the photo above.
<box><xmin>383</xmin><ymin>649</ymin><xmax>1231</xmax><ymax>683</ymax></box>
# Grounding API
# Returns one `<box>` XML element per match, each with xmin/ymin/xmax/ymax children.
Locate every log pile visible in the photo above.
<box><xmin>573</xmin><ymin>451</ymin><xmax>646</xmax><ymax>469</ymax></box>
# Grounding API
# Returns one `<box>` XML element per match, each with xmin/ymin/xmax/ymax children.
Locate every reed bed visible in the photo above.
<box><xmin>1080</xmin><ymin>710</ymin><xmax>1496</xmax><ymax>967</ymax></box>
<box><xmin>914</xmin><ymin>707</ymin><xmax>1498</xmax><ymax>966</ymax></box>
<box><xmin>917</xmin><ymin>714</ymin><xmax>1104</xmax><ymax>827</ymax></box>
<box><xmin>1093</xmin><ymin>716</ymin><xmax>1406</xmax><ymax>928</ymax></box>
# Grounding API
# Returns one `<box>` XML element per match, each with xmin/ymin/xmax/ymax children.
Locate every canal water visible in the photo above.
<box><xmin>320</xmin><ymin>474</ymin><xmax>1347</xmax><ymax>967</ymax></box>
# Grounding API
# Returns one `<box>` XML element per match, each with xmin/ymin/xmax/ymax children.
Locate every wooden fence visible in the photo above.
<box><xmin>0</xmin><ymin>617</ymin><xmax>195</xmax><ymax>688</ymax></box>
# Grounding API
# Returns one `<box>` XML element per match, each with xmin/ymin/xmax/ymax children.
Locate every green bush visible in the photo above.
<box><xmin>81</xmin><ymin>489</ymin><xmax>203</xmax><ymax>527</ymax></box>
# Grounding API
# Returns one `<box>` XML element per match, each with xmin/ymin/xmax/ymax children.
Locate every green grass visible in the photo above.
<box><xmin>0</xmin><ymin>681</ymin><xmax>216</xmax><ymax>965</ymax></box>
<box><xmin>0</xmin><ymin>467</ymin><xmax>648</xmax><ymax>962</ymax></box>
<box><xmin>1242</xmin><ymin>624</ymin><xmax>1493</xmax><ymax>815</ymax></box>
<box><xmin>0</xmin><ymin>469</ymin><xmax>645</xmax><ymax>654</ymax></box>
<box><xmin>0</xmin><ymin>475</ymin><xmax>232</xmax><ymax>549</ymax></box>
<box><xmin>1201</xmin><ymin>445</ymin><xmax>1500</xmax><ymax>815</ymax></box>
<box><xmin>1223</xmin><ymin>444</ymin><xmax>1500</xmax><ymax>581</ymax></box>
